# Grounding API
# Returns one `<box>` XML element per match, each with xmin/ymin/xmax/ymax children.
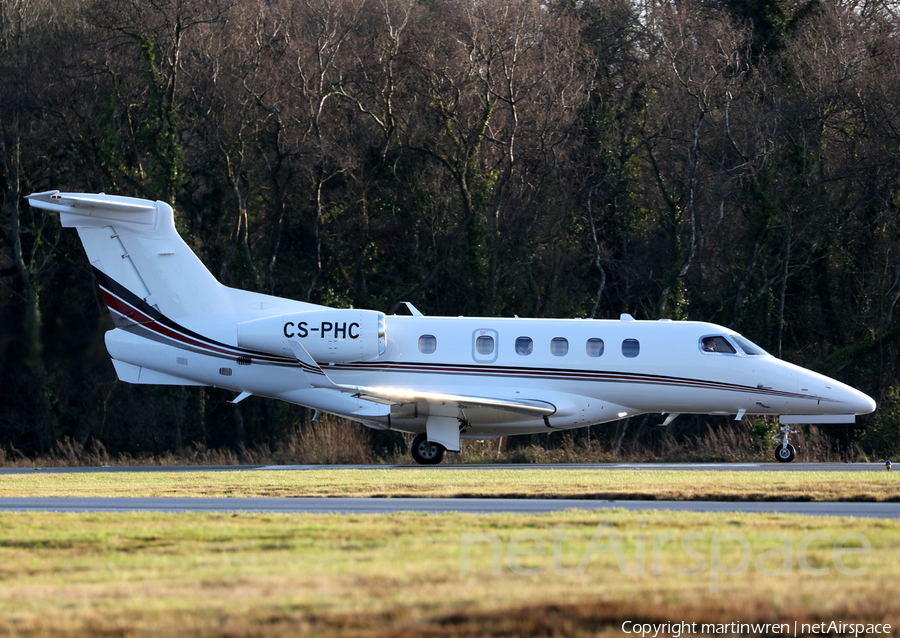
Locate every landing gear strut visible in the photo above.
<box><xmin>411</xmin><ymin>432</ymin><xmax>446</xmax><ymax>465</ymax></box>
<box><xmin>772</xmin><ymin>425</ymin><xmax>797</xmax><ymax>463</ymax></box>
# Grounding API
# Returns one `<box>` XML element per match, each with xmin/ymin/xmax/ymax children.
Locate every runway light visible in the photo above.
<box><xmin>887</xmin><ymin>460</ymin><xmax>892</xmax><ymax>471</ymax></box>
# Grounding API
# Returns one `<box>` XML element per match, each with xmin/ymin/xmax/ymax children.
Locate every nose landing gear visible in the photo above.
<box><xmin>772</xmin><ymin>425</ymin><xmax>797</xmax><ymax>463</ymax></box>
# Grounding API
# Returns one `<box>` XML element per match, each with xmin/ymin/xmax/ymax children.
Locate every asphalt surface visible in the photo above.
<box><xmin>0</xmin><ymin>496</ymin><xmax>895</xmax><ymax>517</ymax></box>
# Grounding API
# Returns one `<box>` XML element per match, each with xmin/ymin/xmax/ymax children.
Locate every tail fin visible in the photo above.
<box><xmin>28</xmin><ymin>191</ymin><xmax>233</xmax><ymax>325</ymax></box>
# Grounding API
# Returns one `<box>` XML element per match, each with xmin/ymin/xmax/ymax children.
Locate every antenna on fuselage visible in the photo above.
<box><xmin>397</xmin><ymin>301</ymin><xmax>424</xmax><ymax>316</ymax></box>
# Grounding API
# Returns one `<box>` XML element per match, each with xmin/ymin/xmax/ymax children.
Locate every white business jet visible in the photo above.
<box><xmin>28</xmin><ymin>191</ymin><xmax>876</xmax><ymax>464</ymax></box>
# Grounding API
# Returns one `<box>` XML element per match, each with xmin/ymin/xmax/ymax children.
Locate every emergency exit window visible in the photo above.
<box><xmin>476</xmin><ymin>335</ymin><xmax>495</xmax><ymax>355</ymax></box>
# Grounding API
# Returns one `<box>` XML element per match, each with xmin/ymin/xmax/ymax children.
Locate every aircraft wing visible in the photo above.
<box><xmin>287</xmin><ymin>339</ymin><xmax>555</xmax><ymax>450</ymax></box>
<box><xmin>347</xmin><ymin>386</ymin><xmax>557</xmax><ymax>417</ymax></box>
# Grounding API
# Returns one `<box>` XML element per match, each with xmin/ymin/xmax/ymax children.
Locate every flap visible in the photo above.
<box><xmin>354</xmin><ymin>386</ymin><xmax>556</xmax><ymax>418</ymax></box>
<box><xmin>285</xmin><ymin>338</ymin><xmax>556</xmax><ymax>420</ymax></box>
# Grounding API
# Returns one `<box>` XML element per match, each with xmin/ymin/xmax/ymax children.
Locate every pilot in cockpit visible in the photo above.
<box><xmin>702</xmin><ymin>336</ymin><xmax>736</xmax><ymax>354</ymax></box>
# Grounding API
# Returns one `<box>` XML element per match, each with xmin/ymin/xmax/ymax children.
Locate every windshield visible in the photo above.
<box><xmin>730</xmin><ymin>334</ymin><xmax>768</xmax><ymax>356</ymax></box>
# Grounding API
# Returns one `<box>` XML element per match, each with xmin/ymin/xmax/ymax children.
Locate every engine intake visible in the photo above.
<box><xmin>238</xmin><ymin>309</ymin><xmax>386</xmax><ymax>363</ymax></box>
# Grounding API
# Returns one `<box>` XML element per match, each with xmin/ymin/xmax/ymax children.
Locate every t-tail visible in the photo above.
<box><xmin>26</xmin><ymin>191</ymin><xmax>326</xmax><ymax>389</ymax></box>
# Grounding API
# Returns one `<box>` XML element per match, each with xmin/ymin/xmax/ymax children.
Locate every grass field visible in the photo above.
<box><xmin>1</xmin><ymin>469</ymin><xmax>897</xmax><ymax>636</ymax></box>
<box><xmin>0</xmin><ymin>468</ymin><xmax>898</xmax><ymax>501</ymax></box>
<box><xmin>0</xmin><ymin>510</ymin><xmax>896</xmax><ymax>637</ymax></box>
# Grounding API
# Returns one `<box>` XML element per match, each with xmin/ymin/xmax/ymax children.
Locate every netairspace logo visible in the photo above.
<box><xmin>621</xmin><ymin>621</ymin><xmax>892</xmax><ymax>637</ymax></box>
<box><xmin>459</xmin><ymin>522</ymin><xmax>871</xmax><ymax>593</ymax></box>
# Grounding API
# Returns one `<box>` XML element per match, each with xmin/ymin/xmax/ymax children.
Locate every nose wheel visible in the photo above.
<box><xmin>411</xmin><ymin>432</ymin><xmax>446</xmax><ymax>465</ymax></box>
<box><xmin>772</xmin><ymin>425</ymin><xmax>797</xmax><ymax>463</ymax></box>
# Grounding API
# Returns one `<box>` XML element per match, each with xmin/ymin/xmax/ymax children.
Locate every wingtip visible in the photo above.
<box><xmin>25</xmin><ymin>190</ymin><xmax>60</xmax><ymax>200</ymax></box>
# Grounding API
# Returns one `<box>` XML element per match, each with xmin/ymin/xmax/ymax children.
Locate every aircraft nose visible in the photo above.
<box><xmin>830</xmin><ymin>382</ymin><xmax>877</xmax><ymax>415</ymax></box>
<box><xmin>847</xmin><ymin>388</ymin><xmax>877</xmax><ymax>415</ymax></box>
<box><xmin>800</xmin><ymin>368</ymin><xmax>876</xmax><ymax>415</ymax></box>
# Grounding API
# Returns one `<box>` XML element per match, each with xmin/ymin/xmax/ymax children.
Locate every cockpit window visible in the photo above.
<box><xmin>731</xmin><ymin>334</ymin><xmax>767</xmax><ymax>356</ymax></box>
<box><xmin>700</xmin><ymin>335</ymin><xmax>737</xmax><ymax>354</ymax></box>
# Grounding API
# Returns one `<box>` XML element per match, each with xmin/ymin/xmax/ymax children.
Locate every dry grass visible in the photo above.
<box><xmin>0</xmin><ymin>419</ymin><xmax>868</xmax><ymax>469</ymax></box>
<box><xmin>0</xmin><ymin>468</ymin><xmax>897</xmax><ymax>501</ymax></box>
<box><xmin>0</xmin><ymin>418</ymin><xmax>376</xmax><ymax>468</ymax></box>
<box><xmin>0</xmin><ymin>510</ymin><xmax>895</xmax><ymax>637</ymax></box>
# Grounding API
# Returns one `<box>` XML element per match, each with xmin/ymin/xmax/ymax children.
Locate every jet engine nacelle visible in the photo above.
<box><xmin>237</xmin><ymin>309</ymin><xmax>386</xmax><ymax>363</ymax></box>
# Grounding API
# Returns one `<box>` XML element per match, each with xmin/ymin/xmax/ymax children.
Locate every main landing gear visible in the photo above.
<box><xmin>411</xmin><ymin>433</ymin><xmax>446</xmax><ymax>465</ymax></box>
<box><xmin>771</xmin><ymin>425</ymin><xmax>797</xmax><ymax>463</ymax></box>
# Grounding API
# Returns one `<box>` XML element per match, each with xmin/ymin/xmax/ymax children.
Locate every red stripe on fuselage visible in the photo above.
<box><xmin>97</xmin><ymin>287</ymin><xmax>823</xmax><ymax>401</ymax></box>
<box><xmin>100</xmin><ymin>287</ymin><xmax>293</xmax><ymax>365</ymax></box>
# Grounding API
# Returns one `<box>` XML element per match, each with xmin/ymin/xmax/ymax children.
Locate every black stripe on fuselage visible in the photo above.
<box><xmin>91</xmin><ymin>268</ymin><xmax>828</xmax><ymax>403</ymax></box>
<box><xmin>330</xmin><ymin>361</ymin><xmax>832</xmax><ymax>403</ymax></box>
<box><xmin>93</xmin><ymin>266</ymin><xmax>302</xmax><ymax>367</ymax></box>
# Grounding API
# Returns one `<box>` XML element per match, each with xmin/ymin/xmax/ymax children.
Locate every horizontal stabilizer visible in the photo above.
<box><xmin>27</xmin><ymin>191</ymin><xmax>158</xmax><ymax>226</ymax></box>
<box><xmin>27</xmin><ymin>191</ymin><xmax>156</xmax><ymax>212</ymax></box>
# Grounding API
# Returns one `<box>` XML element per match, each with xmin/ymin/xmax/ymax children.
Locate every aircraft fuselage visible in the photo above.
<box><xmin>28</xmin><ymin>190</ymin><xmax>876</xmax><ymax>463</ymax></box>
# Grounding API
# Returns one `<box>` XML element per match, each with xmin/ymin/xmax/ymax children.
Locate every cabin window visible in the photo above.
<box><xmin>476</xmin><ymin>335</ymin><xmax>495</xmax><ymax>355</ymax></box>
<box><xmin>418</xmin><ymin>334</ymin><xmax>437</xmax><ymax>354</ymax></box>
<box><xmin>700</xmin><ymin>335</ymin><xmax>736</xmax><ymax>354</ymax></box>
<box><xmin>586</xmin><ymin>338</ymin><xmax>604</xmax><ymax>357</ymax></box>
<box><xmin>622</xmin><ymin>339</ymin><xmax>640</xmax><ymax>358</ymax></box>
<box><xmin>550</xmin><ymin>337</ymin><xmax>569</xmax><ymax>356</ymax></box>
<box><xmin>515</xmin><ymin>337</ymin><xmax>533</xmax><ymax>356</ymax></box>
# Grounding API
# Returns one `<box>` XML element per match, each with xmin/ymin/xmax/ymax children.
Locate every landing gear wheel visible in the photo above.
<box><xmin>771</xmin><ymin>424</ymin><xmax>798</xmax><ymax>463</ymax></box>
<box><xmin>775</xmin><ymin>443</ymin><xmax>796</xmax><ymax>463</ymax></box>
<box><xmin>411</xmin><ymin>433</ymin><xmax>445</xmax><ymax>465</ymax></box>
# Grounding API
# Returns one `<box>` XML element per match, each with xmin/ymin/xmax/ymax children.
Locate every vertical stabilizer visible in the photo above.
<box><xmin>27</xmin><ymin>191</ymin><xmax>232</xmax><ymax>323</ymax></box>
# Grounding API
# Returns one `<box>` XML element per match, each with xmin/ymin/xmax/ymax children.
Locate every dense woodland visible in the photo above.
<box><xmin>2</xmin><ymin>0</ymin><xmax>900</xmax><ymax>463</ymax></box>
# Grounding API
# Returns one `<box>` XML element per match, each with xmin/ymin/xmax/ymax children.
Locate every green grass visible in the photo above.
<box><xmin>0</xmin><ymin>510</ymin><xmax>896</xmax><ymax>637</ymax></box>
<box><xmin>1</xmin><ymin>468</ymin><xmax>898</xmax><ymax>501</ymax></box>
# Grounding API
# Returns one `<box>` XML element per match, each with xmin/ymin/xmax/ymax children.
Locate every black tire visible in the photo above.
<box><xmin>774</xmin><ymin>443</ymin><xmax>796</xmax><ymax>463</ymax></box>
<box><xmin>411</xmin><ymin>433</ymin><xmax>445</xmax><ymax>465</ymax></box>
